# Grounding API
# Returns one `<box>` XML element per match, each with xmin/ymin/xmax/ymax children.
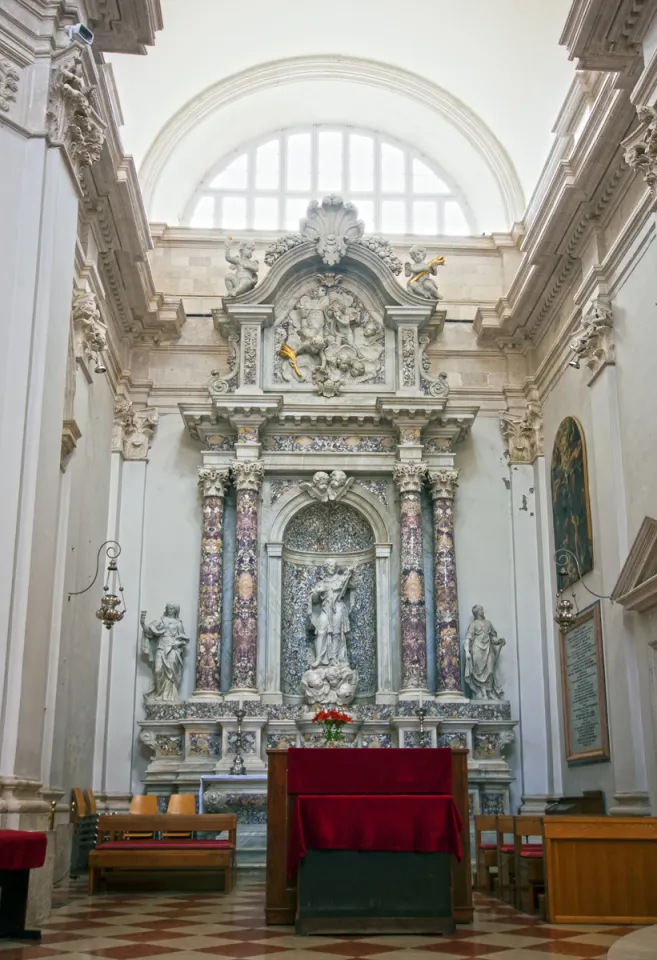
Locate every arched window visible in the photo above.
<box><xmin>185</xmin><ymin>126</ymin><xmax>475</xmax><ymax>236</ymax></box>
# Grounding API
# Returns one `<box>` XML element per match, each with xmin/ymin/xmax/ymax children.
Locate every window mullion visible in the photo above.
<box><xmin>373</xmin><ymin>131</ymin><xmax>381</xmax><ymax>233</ymax></box>
<box><xmin>343</xmin><ymin>128</ymin><xmax>350</xmax><ymax>199</ymax></box>
<box><xmin>405</xmin><ymin>149</ymin><xmax>413</xmax><ymax>235</ymax></box>
<box><xmin>246</xmin><ymin>148</ymin><xmax>256</xmax><ymax>230</ymax></box>
<box><xmin>311</xmin><ymin>124</ymin><xmax>319</xmax><ymax>200</ymax></box>
<box><xmin>279</xmin><ymin>134</ymin><xmax>286</xmax><ymax>230</ymax></box>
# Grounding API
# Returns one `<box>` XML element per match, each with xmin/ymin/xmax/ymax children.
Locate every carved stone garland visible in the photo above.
<box><xmin>0</xmin><ymin>58</ymin><xmax>20</xmax><ymax>113</ymax></box>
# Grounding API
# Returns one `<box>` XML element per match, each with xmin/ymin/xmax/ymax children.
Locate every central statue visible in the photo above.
<box><xmin>300</xmin><ymin>559</ymin><xmax>359</xmax><ymax>706</ymax></box>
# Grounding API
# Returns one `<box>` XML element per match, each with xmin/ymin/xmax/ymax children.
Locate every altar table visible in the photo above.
<box><xmin>0</xmin><ymin>829</ymin><xmax>47</xmax><ymax>940</ymax></box>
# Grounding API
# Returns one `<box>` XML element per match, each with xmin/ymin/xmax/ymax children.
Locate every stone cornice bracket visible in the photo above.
<box><xmin>86</xmin><ymin>0</ymin><xmax>164</xmax><ymax>55</ymax></box>
<box><xmin>0</xmin><ymin>57</ymin><xmax>20</xmax><ymax>113</ymax></box>
<box><xmin>427</xmin><ymin>469</ymin><xmax>459</xmax><ymax>500</ymax></box>
<box><xmin>231</xmin><ymin>459</ymin><xmax>265</xmax><ymax>492</ymax></box>
<box><xmin>418</xmin><ymin>333</ymin><xmax>450</xmax><ymax>398</ymax></box>
<box><xmin>623</xmin><ymin>104</ymin><xmax>657</xmax><ymax>194</ymax></box>
<box><xmin>72</xmin><ymin>289</ymin><xmax>107</xmax><ymax>380</ymax></box>
<box><xmin>560</xmin><ymin>0</ymin><xmax>654</xmax><ymax>83</ymax></box>
<box><xmin>569</xmin><ymin>298</ymin><xmax>615</xmax><ymax>384</ymax></box>
<box><xmin>393</xmin><ymin>461</ymin><xmax>427</xmax><ymax>494</ymax></box>
<box><xmin>112</xmin><ymin>394</ymin><xmax>158</xmax><ymax>461</ymax></box>
<box><xmin>46</xmin><ymin>46</ymin><xmax>106</xmax><ymax>181</ymax></box>
<box><xmin>500</xmin><ymin>403</ymin><xmax>544</xmax><ymax>464</ymax></box>
<box><xmin>209</xmin><ymin>312</ymin><xmax>239</xmax><ymax>395</ymax></box>
<box><xmin>198</xmin><ymin>467</ymin><xmax>230</xmax><ymax>498</ymax></box>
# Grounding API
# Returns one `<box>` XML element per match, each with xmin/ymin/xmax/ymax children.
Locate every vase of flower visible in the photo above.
<box><xmin>312</xmin><ymin>708</ymin><xmax>352</xmax><ymax>746</ymax></box>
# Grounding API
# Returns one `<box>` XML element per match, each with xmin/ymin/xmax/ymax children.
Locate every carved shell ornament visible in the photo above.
<box><xmin>300</xmin><ymin>195</ymin><xmax>365</xmax><ymax>266</ymax></box>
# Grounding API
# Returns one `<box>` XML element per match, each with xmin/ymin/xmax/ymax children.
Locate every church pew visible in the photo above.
<box><xmin>474</xmin><ymin>815</ymin><xmax>497</xmax><ymax>892</ymax></box>
<box><xmin>514</xmin><ymin>816</ymin><xmax>544</xmax><ymax>914</ymax></box>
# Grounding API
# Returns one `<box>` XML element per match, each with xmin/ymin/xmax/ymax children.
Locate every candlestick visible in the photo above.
<box><xmin>230</xmin><ymin>706</ymin><xmax>247</xmax><ymax>776</ymax></box>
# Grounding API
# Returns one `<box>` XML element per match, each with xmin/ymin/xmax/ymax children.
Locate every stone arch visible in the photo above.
<box><xmin>269</xmin><ymin>486</ymin><xmax>391</xmax><ymax>545</ymax></box>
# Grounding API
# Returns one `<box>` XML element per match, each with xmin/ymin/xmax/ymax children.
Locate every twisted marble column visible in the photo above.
<box><xmin>429</xmin><ymin>469</ymin><xmax>464</xmax><ymax>696</ymax></box>
<box><xmin>393</xmin><ymin>462</ymin><xmax>429</xmax><ymax>692</ymax></box>
<box><xmin>230</xmin><ymin>460</ymin><xmax>265</xmax><ymax>693</ymax></box>
<box><xmin>194</xmin><ymin>468</ymin><xmax>229</xmax><ymax>695</ymax></box>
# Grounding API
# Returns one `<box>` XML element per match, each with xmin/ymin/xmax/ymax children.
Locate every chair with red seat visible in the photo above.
<box><xmin>474</xmin><ymin>815</ymin><xmax>498</xmax><ymax>892</ymax></box>
<box><xmin>514</xmin><ymin>815</ymin><xmax>544</xmax><ymax>914</ymax></box>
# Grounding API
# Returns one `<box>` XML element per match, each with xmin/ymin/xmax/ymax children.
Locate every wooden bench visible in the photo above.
<box><xmin>514</xmin><ymin>816</ymin><xmax>544</xmax><ymax>914</ymax></box>
<box><xmin>89</xmin><ymin>814</ymin><xmax>237</xmax><ymax>894</ymax></box>
<box><xmin>474</xmin><ymin>815</ymin><xmax>497</xmax><ymax>893</ymax></box>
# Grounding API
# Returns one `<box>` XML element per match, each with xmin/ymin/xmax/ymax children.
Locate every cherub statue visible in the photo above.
<box><xmin>404</xmin><ymin>245</ymin><xmax>444</xmax><ymax>300</ymax></box>
<box><xmin>224</xmin><ymin>238</ymin><xmax>259</xmax><ymax>297</ymax></box>
<box><xmin>300</xmin><ymin>470</ymin><xmax>354</xmax><ymax>503</ymax></box>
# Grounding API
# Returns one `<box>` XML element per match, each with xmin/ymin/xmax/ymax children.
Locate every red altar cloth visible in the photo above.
<box><xmin>287</xmin><ymin>748</ymin><xmax>452</xmax><ymax>795</ymax></box>
<box><xmin>0</xmin><ymin>830</ymin><xmax>47</xmax><ymax>871</ymax></box>
<box><xmin>288</xmin><ymin>795</ymin><xmax>463</xmax><ymax>876</ymax></box>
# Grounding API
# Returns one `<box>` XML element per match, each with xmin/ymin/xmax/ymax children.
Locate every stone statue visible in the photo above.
<box><xmin>300</xmin><ymin>470</ymin><xmax>354</xmax><ymax>503</ymax></box>
<box><xmin>404</xmin><ymin>245</ymin><xmax>444</xmax><ymax>300</ymax></box>
<box><xmin>224</xmin><ymin>238</ymin><xmax>259</xmax><ymax>297</ymax></box>
<box><xmin>464</xmin><ymin>605</ymin><xmax>506</xmax><ymax>700</ymax></box>
<box><xmin>300</xmin><ymin>560</ymin><xmax>359</xmax><ymax>705</ymax></box>
<box><xmin>140</xmin><ymin>604</ymin><xmax>189</xmax><ymax>702</ymax></box>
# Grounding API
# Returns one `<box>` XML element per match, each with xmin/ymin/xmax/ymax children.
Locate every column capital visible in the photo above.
<box><xmin>198</xmin><ymin>466</ymin><xmax>230</xmax><ymax>498</ymax></box>
<box><xmin>428</xmin><ymin>468</ymin><xmax>459</xmax><ymax>500</ymax></box>
<box><xmin>112</xmin><ymin>395</ymin><xmax>158</xmax><ymax>461</ymax></box>
<box><xmin>393</xmin><ymin>461</ymin><xmax>426</xmax><ymax>493</ymax></box>
<box><xmin>231</xmin><ymin>459</ymin><xmax>265</xmax><ymax>491</ymax></box>
<box><xmin>569</xmin><ymin>298</ymin><xmax>615</xmax><ymax>385</ymax></box>
<box><xmin>500</xmin><ymin>403</ymin><xmax>543</xmax><ymax>464</ymax></box>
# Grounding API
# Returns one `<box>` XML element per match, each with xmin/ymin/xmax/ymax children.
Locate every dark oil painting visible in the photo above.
<box><xmin>551</xmin><ymin>416</ymin><xmax>593</xmax><ymax>587</ymax></box>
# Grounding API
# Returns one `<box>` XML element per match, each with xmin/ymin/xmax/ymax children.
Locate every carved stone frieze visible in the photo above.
<box><xmin>427</xmin><ymin>469</ymin><xmax>459</xmax><ymax>500</ymax></box>
<box><xmin>0</xmin><ymin>58</ymin><xmax>20</xmax><ymax>113</ymax></box>
<box><xmin>231</xmin><ymin>459</ymin><xmax>265</xmax><ymax>492</ymax></box>
<box><xmin>499</xmin><ymin>403</ymin><xmax>543</xmax><ymax>464</ymax></box>
<box><xmin>112</xmin><ymin>395</ymin><xmax>158</xmax><ymax>460</ymax></box>
<box><xmin>393</xmin><ymin>462</ymin><xmax>427</xmax><ymax>494</ymax></box>
<box><xmin>72</xmin><ymin>289</ymin><xmax>107</xmax><ymax>374</ymax></box>
<box><xmin>242</xmin><ymin>327</ymin><xmax>258</xmax><ymax>386</ymax></box>
<box><xmin>623</xmin><ymin>105</ymin><xmax>657</xmax><ymax>193</ymax></box>
<box><xmin>46</xmin><ymin>49</ymin><xmax>106</xmax><ymax>176</ymax></box>
<box><xmin>569</xmin><ymin>299</ymin><xmax>615</xmax><ymax>382</ymax></box>
<box><xmin>400</xmin><ymin>328</ymin><xmax>417</xmax><ymax>387</ymax></box>
<box><xmin>198</xmin><ymin>467</ymin><xmax>230</xmax><ymax>499</ymax></box>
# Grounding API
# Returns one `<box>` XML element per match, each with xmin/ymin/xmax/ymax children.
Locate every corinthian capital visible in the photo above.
<box><xmin>198</xmin><ymin>467</ymin><xmax>230</xmax><ymax>498</ymax></box>
<box><xmin>428</xmin><ymin>469</ymin><xmax>459</xmax><ymax>500</ymax></box>
<box><xmin>623</xmin><ymin>105</ymin><xmax>657</xmax><ymax>194</ymax></box>
<box><xmin>393</xmin><ymin>461</ymin><xmax>426</xmax><ymax>494</ymax></box>
<box><xmin>112</xmin><ymin>395</ymin><xmax>158</xmax><ymax>461</ymax></box>
<box><xmin>231</xmin><ymin>459</ymin><xmax>265</xmax><ymax>492</ymax></box>
<box><xmin>500</xmin><ymin>403</ymin><xmax>543</xmax><ymax>464</ymax></box>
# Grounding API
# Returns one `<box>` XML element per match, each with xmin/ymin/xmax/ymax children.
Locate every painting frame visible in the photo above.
<box><xmin>551</xmin><ymin>416</ymin><xmax>594</xmax><ymax>587</ymax></box>
<box><xmin>559</xmin><ymin>601</ymin><xmax>610</xmax><ymax>766</ymax></box>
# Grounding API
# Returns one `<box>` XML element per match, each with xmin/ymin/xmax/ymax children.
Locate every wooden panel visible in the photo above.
<box><xmin>96</xmin><ymin>814</ymin><xmax>236</xmax><ymax>838</ymax></box>
<box><xmin>544</xmin><ymin>817</ymin><xmax>657</xmax><ymax>924</ymax></box>
<box><xmin>450</xmin><ymin>749</ymin><xmax>473</xmax><ymax>923</ymax></box>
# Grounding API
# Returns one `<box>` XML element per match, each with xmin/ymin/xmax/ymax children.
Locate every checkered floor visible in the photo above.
<box><xmin>0</xmin><ymin>881</ymin><xmax>640</xmax><ymax>960</ymax></box>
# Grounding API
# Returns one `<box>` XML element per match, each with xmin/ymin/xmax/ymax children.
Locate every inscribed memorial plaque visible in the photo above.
<box><xmin>559</xmin><ymin>602</ymin><xmax>610</xmax><ymax>764</ymax></box>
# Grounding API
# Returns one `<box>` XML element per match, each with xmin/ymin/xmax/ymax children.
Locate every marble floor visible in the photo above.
<box><xmin>0</xmin><ymin>880</ymin><xmax>641</xmax><ymax>960</ymax></box>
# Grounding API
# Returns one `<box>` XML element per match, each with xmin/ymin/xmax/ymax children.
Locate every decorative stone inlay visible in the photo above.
<box><xmin>231</xmin><ymin>460</ymin><xmax>264</xmax><ymax>690</ymax></box>
<box><xmin>424</xmin><ymin>438</ymin><xmax>454</xmax><ymax>454</ymax></box>
<box><xmin>300</xmin><ymin>470</ymin><xmax>353</xmax><ymax>503</ymax></box>
<box><xmin>399</xmin><ymin>427</ymin><xmax>422</xmax><ymax>445</ymax></box>
<box><xmin>242</xmin><ymin>327</ymin><xmax>258</xmax><ymax>386</ymax></box>
<box><xmin>403</xmin><ymin>731</ymin><xmax>426</xmax><ymax>748</ymax></box>
<box><xmin>267</xmin><ymin>732</ymin><xmax>297</xmax><ymax>750</ymax></box>
<box><xmin>237</xmin><ymin>425</ymin><xmax>259</xmax><ymax>444</ymax></box>
<box><xmin>437</xmin><ymin>733</ymin><xmax>467</xmax><ymax>750</ymax></box>
<box><xmin>222</xmin><ymin>793</ymin><xmax>267</xmax><ymax>824</ymax></box>
<box><xmin>227</xmin><ymin>731</ymin><xmax>256</xmax><ymax>755</ymax></box>
<box><xmin>206</xmin><ymin>434</ymin><xmax>235</xmax><ymax>451</ymax></box>
<box><xmin>0</xmin><ymin>58</ymin><xmax>20</xmax><ymax>112</ymax></box>
<box><xmin>400</xmin><ymin>329</ymin><xmax>417</xmax><ymax>387</ymax></box>
<box><xmin>112</xmin><ymin>395</ymin><xmax>158</xmax><ymax>460</ymax></box>
<box><xmin>262</xmin><ymin>434</ymin><xmax>394</xmax><ymax>453</ymax></box>
<box><xmin>354</xmin><ymin>236</ymin><xmax>403</xmax><ymax>275</ymax></box>
<box><xmin>195</xmin><ymin>467</ymin><xmax>229</xmax><ymax>693</ymax></box>
<box><xmin>481</xmin><ymin>793</ymin><xmax>505</xmax><ymax>816</ymax></box>
<box><xmin>140</xmin><ymin>732</ymin><xmax>183</xmax><ymax>758</ymax></box>
<box><xmin>72</xmin><ymin>290</ymin><xmax>107</xmax><ymax>373</ymax></box>
<box><xmin>189</xmin><ymin>732</ymin><xmax>222</xmax><ymax>757</ymax></box>
<box><xmin>500</xmin><ymin>402</ymin><xmax>543</xmax><ymax>464</ymax></box>
<box><xmin>473</xmin><ymin>731</ymin><xmax>515</xmax><ymax>759</ymax></box>
<box><xmin>428</xmin><ymin>469</ymin><xmax>463</xmax><ymax>696</ymax></box>
<box><xmin>569</xmin><ymin>299</ymin><xmax>615</xmax><ymax>382</ymax></box>
<box><xmin>46</xmin><ymin>49</ymin><xmax>106</xmax><ymax>174</ymax></box>
<box><xmin>269</xmin><ymin>479</ymin><xmax>297</xmax><ymax>504</ymax></box>
<box><xmin>394</xmin><ymin>463</ymin><xmax>428</xmax><ymax>690</ymax></box>
<box><xmin>285</xmin><ymin>501</ymin><xmax>375</xmax><ymax>554</ymax></box>
<box><xmin>361</xmin><ymin>733</ymin><xmax>393</xmax><ymax>748</ymax></box>
<box><xmin>356</xmin><ymin>479</ymin><xmax>389</xmax><ymax>506</ymax></box>
<box><xmin>624</xmin><ymin>104</ymin><xmax>657</xmax><ymax>194</ymax></box>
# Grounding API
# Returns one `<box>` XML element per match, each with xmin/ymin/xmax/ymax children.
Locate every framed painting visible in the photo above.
<box><xmin>559</xmin><ymin>602</ymin><xmax>610</xmax><ymax>765</ymax></box>
<box><xmin>551</xmin><ymin>416</ymin><xmax>593</xmax><ymax>587</ymax></box>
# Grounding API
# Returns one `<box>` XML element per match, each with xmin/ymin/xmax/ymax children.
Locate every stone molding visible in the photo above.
<box><xmin>393</xmin><ymin>461</ymin><xmax>426</xmax><ymax>493</ymax></box>
<box><xmin>198</xmin><ymin>467</ymin><xmax>230</xmax><ymax>498</ymax></box>
<box><xmin>500</xmin><ymin>403</ymin><xmax>544</xmax><ymax>464</ymax></box>
<box><xmin>569</xmin><ymin>298</ymin><xmax>615</xmax><ymax>383</ymax></box>
<box><xmin>112</xmin><ymin>395</ymin><xmax>158</xmax><ymax>460</ymax></box>
<box><xmin>560</xmin><ymin>0</ymin><xmax>655</xmax><ymax>81</ymax></box>
<box><xmin>0</xmin><ymin>57</ymin><xmax>19</xmax><ymax>113</ymax></box>
<box><xmin>61</xmin><ymin>419</ymin><xmax>82</xmax><ymax>472</ymax></box>
<box><xmin>72</xmin><ymin>289</ymin><xmax>107</xmax><ymax>377</ymax></box>
<box><xmin>231</xmin><ymin>459</ymin><xmax>265</xmax><ymax>492</ymax></box>
<box><xmin>427</xmin><ymin>469</ymin><xmax>459</xmax><ymax>500</ymax></box>
<box><xmin>623</xmin><ymin>104</ymin><xmax>657</xmax><ymax>194</ymax></box>
<box><xmin>87</xmin><ymin>0</ymin><xmax>164</xmax><ymax>55</ymax></box>
<box><xmin>46</xmin><ymin>47</ymin><xmax>106</xmax><ymax>178</ymax></box>
<box><xmin>611</xmin><ymin>515</ymin><xmax>657</xmax><ymax>612</ymax></box>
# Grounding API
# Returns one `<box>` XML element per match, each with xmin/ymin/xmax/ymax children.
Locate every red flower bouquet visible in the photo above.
<box><xmin>312</xmin><ymin>708</ymin><xmax>352</xmax><ymax>744</ymax></box>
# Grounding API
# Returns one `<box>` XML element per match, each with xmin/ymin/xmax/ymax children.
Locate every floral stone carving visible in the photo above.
<box><xmin>354</xmin><ymin>236</ymin><xmax>403</xmax><ymax>274</ymax></box>
<box><xmin>300</xmin><ymin>470</ymin><xmax>354</xmax><ymax>503</ymax></box>
<box><xmin>0</xmin><ymin>58</ymin><xmax>20</xmax><ymax>112</ymax></box>
<box><xmin>46</xmin><ymin>49</ymin><xmax>105</xmax><ymax>174</ymax></box>
<box><xmin>499</xmin><ymin>401</ymin><xmax>543</xmax><ymax>464</ymax></box>
<box><xmin>112</xmin><ymin>395</ymin><xmax>158</xmax><ymax>460</ymax></box>
<box><xmin>72</xmin><ymin>290</ymin><xmax>107</xmax><ymax>373</ymax></box>
<box><xmin>569</xmin><ymin>299</ymin><xmax>614</xmax><ymax>382</ymax></box>
<box><xmin>624</xmin><ymin>105</ymin><xmax>657</xmax><ymax>194</ymax></box>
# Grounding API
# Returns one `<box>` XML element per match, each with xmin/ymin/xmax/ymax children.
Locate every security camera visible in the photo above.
<box><xmin>65</xmin><ymin>24</ymin><xmax>94</xmax><ymax>45</ymax></box>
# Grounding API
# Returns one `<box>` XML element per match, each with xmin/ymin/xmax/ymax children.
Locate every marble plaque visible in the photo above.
<box><xmin>559</xmin><ymin>602</ymin><xmax>610</xmax><ymax>764</ymax></box>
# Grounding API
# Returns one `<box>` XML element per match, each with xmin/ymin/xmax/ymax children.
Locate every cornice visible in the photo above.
<box><xmin>560</xmin><ymin>0</ymin><xmax>656</xmax><ymax>85</ymax></box>
<box><xmin>86</xmin><ymin>1</ymin><xmax>163</xmax><ymax>55</ymax></box>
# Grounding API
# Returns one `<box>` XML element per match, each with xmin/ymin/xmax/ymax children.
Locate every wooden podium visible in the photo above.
<box><xmin>265</xmin><ymin>747</ymin><xmax>472</xmax><ymax>930</ymax></box>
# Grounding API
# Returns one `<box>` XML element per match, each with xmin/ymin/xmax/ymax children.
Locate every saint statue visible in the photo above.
<box><xmin>140</xmin><ymin>604</ymin><xmax>189</xmax><ymax>702</ymax></box>
<box><xmin>464</xmin><ymin>605</ymin><xmax>506</xmax><ymax>700</ymax></box>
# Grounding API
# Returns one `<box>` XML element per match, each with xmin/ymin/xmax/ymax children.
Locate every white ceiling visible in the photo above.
<box><xmin>107</xmin><ymin>0</ymin><xmax>575</xmax><ymax>231</ymax></box>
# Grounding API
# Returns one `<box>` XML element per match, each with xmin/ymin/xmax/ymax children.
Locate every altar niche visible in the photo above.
<box><xmin>281</xmin><ymin>501</ymin><xmax>377</xmax><ymax>702</ymax></box>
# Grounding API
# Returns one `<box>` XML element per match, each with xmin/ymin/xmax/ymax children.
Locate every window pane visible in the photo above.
<box><xmin>287</xmin><ymin>133</ymin><xmax>311</xmax><ymax>191</ymax></box>
<box><xmin>254</xmin><ymin>197</ymin><xmax>279</xmax><ymax>230</ymax></box>
<box><xmin>381</xmin><ymin>199</ymin><xmax>406</xmax><ymax>234</ymax></box>
<box><xmin>211</xmin><ymin>153</ymin><xmax>247</xmax><ymax>189</ymax></box>
<box><xmin>413</xmin><ymin>200</ymin><xmax>438</xmax><ymax>235</ymax></box>
<box><xmin>190</xmin><ymin>196</ymin><xmax>215</xmax><ymax>228</ymax></box>
<box><xmin>221</xmin><ymin>196</ymin><xmax>247</xmax><ymax>230</ymax></box>
<box><xmin>351</xmin><ymin>198</ymin><xmax>374</xmax><ymax>231</ymax></box>
<box><xmin>318</xmin><ymin>130</ymin><xmax>342</xmax><ymax>192</ymax></box>
<box><xmin>381</xmin><ymin>142</ymin><xmax>405</xmax><ymax>192</ymax></box>
<box><xmin>285</xmin><ymin>197</ymin><xmax>310</xmax><ymax>230</ymax></box>
<box><xmin>256</xmin><ymin>140</ymin><xmax>279</xmax><ymax>190</ymax></box>
<box><xmin>349</xmin><ymin>134</ymin><xmax>374</xmax><ymax>192</ymax></box>
<box><xmin>444</xmin><ymin>201</ymin><xmax>469</xmax><ymax>235</ymax></box>
<box><xmin>413</xmin><ymin>159</ymin><xmax>449</xmax><ymax>194</ymax></box>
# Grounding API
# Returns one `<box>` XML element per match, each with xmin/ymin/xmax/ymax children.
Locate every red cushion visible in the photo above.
<box><xmin>0</xmin><ymin>830</ymin><xmax>47</xmax><ymax>871</ymax></box>
<box><xmin>520</xmin><ymin>849</ymin><xmax>544</xmax><ymax>859</ymax></box>
<box><xmin>500</xmin><ymin>844</ymin><xmax>515</xmax><ymax>853</ymax></box>
<box><xmin>96</xmin><ymin>840</ymin><xmax>232</xmax><ymax>850</ymax></box>
<box><xmin>479</xmin><ymin>843</ymin><xmax>497</xmax><ymax>850</ymax></box>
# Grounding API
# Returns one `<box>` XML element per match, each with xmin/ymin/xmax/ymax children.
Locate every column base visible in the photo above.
<box><xmin>435</xmin><ymin>691</ymin><xmax>468</xmax><ymax>701</ymax></box>
<box><xmin>398</xmin><ymin>688</ymin><xmax>430</xmax><ymax>702</ymax></box>
<box><xmin>225</xmin><ymin>690</ymin><xmax>261</xmax><ymax>702</ymax></box>
<box><xmin>259</xmin><ymin>693</ymin><xmax>283</xmax><ymax>705</ymax></box>
<box><xmin>608</xmin><ymin>792</ymin><xmax>652</xmax><ymax>816</ymax></box>
<box><xmin>375</xmin><ymin>692</ymin><xmax>398</xmax><ymax>705</ymax></box>
<box><xmin>190</xmin><ymin>690</ymin><xmax>224</xmax><ymax>701</ymax></box>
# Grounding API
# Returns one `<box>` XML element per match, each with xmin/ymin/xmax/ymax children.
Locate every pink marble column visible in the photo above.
<box><xmin>428</xmin><ymin>470</ymin><xmax>464</xmax><ymax>696</ymax></box>
<box><xmin>194</xmin><ymin>468</ymin><xmax>229</xmax><ymax>695</ymax></box>
<box><xmin>393</xmin><ymin>462</ymin><xmax>429</xmax><ymax>692</ymax></box>
<box><xmin>230</xmin><ymin>459</ymin><xmax>265</xmax><ymax>693</ymax></box>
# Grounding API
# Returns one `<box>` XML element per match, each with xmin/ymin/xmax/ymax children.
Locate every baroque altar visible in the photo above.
<box><xmin>138</xmin><ymin>197</ymin><xmax>516</xmax><ymax>830</ymax></box>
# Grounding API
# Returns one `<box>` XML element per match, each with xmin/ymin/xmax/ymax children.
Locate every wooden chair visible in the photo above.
<box><xmin>514</xmin><ymin>816</ymin><xmax>544</xmax><ymax>915</ymax></box>
<box><xmin>126</xmin><ymin>795</ymin><xmax>159</xmax><ymax>840</ymax></box>
<box><xmin>474</xmin><ymin>815</ymin><xmax>498</xmax><ymax>892</ymax></box>
<box><xmin>164</xmin><ymin>793</ymin><xmax>196</xmax><ymax>838</ymax></box>
<box><xmin>496</xmin><ymin>815</ymin><xmax>516</xmax><ymax>903</ymax></box>
<box><xmin>71</xmin><ymin>787</ymin><xmax>87</xmax><ymax>822</ymax></box>
<box><xmin>84</xmin><ymin>789</ymin><xmax>97</xmax><ymax>814</ymax></box>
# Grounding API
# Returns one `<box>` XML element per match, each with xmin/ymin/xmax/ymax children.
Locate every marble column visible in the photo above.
<box><xmin>393</xmin><ymin>462</ymin><xmax>429</xmax><ymax>693</ymax></box>
<box><xmin>428</xmin><ymin>470</ymin><xmax>464</xmax><ymax>697</ymax></box>
<box><xmin>229</xmin><ymin>460</ymin><xmax>265</xmax><ymax>695</ymax></box>
<box><xmin>194</xmin><ymin>468</ymin><xmax>229</xmax><ymax>696</ymax></box>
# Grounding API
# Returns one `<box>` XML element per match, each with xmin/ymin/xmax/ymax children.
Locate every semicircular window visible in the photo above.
<box><xmin>185</xmin><ymin>125</ymin><xmax>475</xmax><ymax>236</ymax></box>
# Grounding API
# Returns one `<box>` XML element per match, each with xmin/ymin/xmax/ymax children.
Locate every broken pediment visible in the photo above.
<box><xmin>611</xmin><ymin>517</ymin><xmax>657</xmax><ymax>613</ymax></box>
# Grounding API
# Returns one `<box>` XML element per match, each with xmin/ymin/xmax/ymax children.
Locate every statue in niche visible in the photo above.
<box><xmin>277</xmin><ymin>275</ymin><xmax>385</xmax><ymax>396</ymax></box>
<box><xmin>300</xmin><ymin>470</ymin><xmax>354</xmax><ymax>504</ymax></box>
<box><xmin>300</xmin><ymin>560</ymin><xmax>359</xmax><ymax>706</ymax></box>
<box><xmin>140</xmin><ymin>604</ymin><xmax>189</xmax><ymax>702</ymax></box>
<box><xmin>404</xmin><ymin>245</ymin><xmax>444</xmax><ymax>300</ymax></box>
<box><xmin>464</xmin><ymin>605</ymin><xmax>506</xmax><ymax>700</ymax></box>
<box><xmin>224</xmin><ymin>238</ymin><xmax>259</xmax><ymax>297</ymax></box>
